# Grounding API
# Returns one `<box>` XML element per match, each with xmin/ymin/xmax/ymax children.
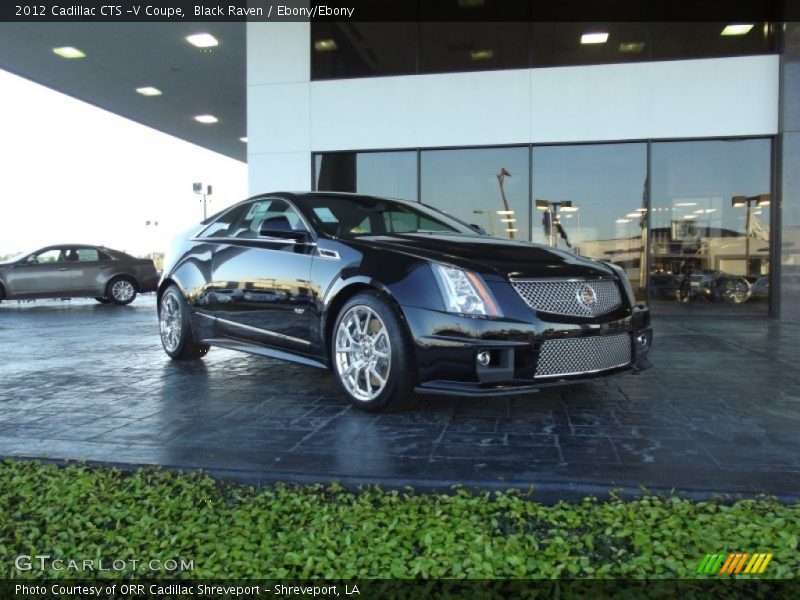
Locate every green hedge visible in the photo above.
<box><xmin>0</xmin><ymin>460</ymin><xmax>797</xmax><ymax>579</ymax></box>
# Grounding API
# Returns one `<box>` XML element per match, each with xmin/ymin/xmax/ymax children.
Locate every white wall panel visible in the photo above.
<box><xmin>248</xmin><ymin>152</ymin><xmax>311</xmax><ymax>194</ymax></box>
<box><xmin>530</xmin><ymin>56</ymin><xmax>778</xmax><ymax>142</ymax></box>
<box><xmin>310</xmin><ymin>70</ymin><xmax>532</xmax><ymax>150</ymax></box>
<box><xmin>246</xmin><ymin>22</ymin><xmax>309</xmax><ymax>85</ymax></box>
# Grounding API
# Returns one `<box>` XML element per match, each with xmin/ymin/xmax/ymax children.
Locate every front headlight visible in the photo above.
<box><xmin>603</xmin><ymin>261</ymin><xmax>636</xmax><ymax>304</ymax></box>
<box><xmin>431</xmin><ymin>263</ymin><xmax>502</xmax><ymax>317</ymax></box>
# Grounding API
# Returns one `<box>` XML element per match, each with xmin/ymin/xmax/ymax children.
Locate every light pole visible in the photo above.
<box><xmin>144</xmin><ymin>219</ymin><xmax>159</xmax><ymax>259</ymax></box>
<box><xmin>535</xmin><ymin>199</ymin><xmax>574</xmax><ymax>248</ymax></box>
<box><xmin>731</xmin><ymin>194</ymin><xmax>770</xmax><ymax>277</ymax></box>
<box><xmin>496</xmin><ymin>168</ymin><xmax>515</xmax><ymax>239</ymax></box>
<box><xmin>193</xmin><ymin>182</ymin><xmax>213</xmax><ymax>220</ymax></box>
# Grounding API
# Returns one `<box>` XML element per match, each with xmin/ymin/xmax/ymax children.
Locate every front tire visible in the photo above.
<box><xmin>332</xmin><ymin>292</ymin><xmax>416</xmax><ymax>412</ymax></box>
<box><xmin>107</xmin><ymin>276</ymin><xmax>138</xmax><ymax>305</ymax></box>
<box><xmin>95</xmin><ymin>297</ymin><xmax>111</xmax><ymax>304</ymax></box>
<box><xmin>159</xmin><ymin>284</ymin><xmax>209</xmax><ymax>360</ymax></box>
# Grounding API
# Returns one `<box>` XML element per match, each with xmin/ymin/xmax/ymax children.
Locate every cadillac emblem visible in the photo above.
<box><xmin>577</xmin><ymin>284</ymin><xmax>598</xmax><ymax>309</ymax></box>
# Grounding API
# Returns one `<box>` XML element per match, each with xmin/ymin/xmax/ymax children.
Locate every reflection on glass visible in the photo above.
<box><xmin>532</xmin><ymin>143</ymin><xmax>648</xmax><ymax>298</ymax></box>
<box><xmin>311</xmin><ymin>23</ymin><xmax>417</xmax><ymax>80</ymax></box>
<box><xmin>650</xmin><ymin>139</ymin><xmax>771</xmax><ymax>314</ymax></box>
<box><xmin>532</xmin><ymin>22</ymin><xmax>650</xmax><ymax>67</ymax></box>
<box><xmin>419</xmin><ymin>22</ymin><xmax>529</xmax><ymax>74</ymax></box>
<box><xmin>314</xmin><ymin>151</ymin><xmax>417</xmax><ymax>202</ymax></box>
<box><xmin>421</xmin><ymin>147</ymin><xmax>529</xmax><ymax>240</ymax></box>
<box><xmin>651</xmin><ymin>22</ymin><xmax>774</xmax><ymax>61</ymax></box>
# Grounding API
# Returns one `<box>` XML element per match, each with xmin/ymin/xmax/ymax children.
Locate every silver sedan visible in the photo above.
<box><xmin>0</xmin><ymin>244</ymin><xmax>158</xmax><ymax>305</ymax></box>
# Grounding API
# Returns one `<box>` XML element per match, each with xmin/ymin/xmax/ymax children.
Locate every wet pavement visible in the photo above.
<box><xmin>1</xmin><ymin>295</ymin><xmax>798</xmax><ymax>502</ymax></box>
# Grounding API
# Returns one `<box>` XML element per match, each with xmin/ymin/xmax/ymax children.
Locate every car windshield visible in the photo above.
<box><xmin>297</xmin><ymin>194</ymin><xmax>479</xmax><ymax>238</ymax></box>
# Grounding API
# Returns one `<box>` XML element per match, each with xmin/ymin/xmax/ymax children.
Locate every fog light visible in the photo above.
<box><xmin>477</xmin><ymin>351</ymin><xmax>491</xmax><ymax>366</ymax></box>
<box><xmin>636</xmin><ymin>333</ymin><xmax>649</xmax><ymax>347</ymax></box>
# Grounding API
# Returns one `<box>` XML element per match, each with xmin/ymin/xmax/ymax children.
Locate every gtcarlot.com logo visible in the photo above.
<box><xmin>697</xmin><ymin>552</ymin><xmax>773</xmax><ymax>575</ymax></box>
<box><xmin>14</xmin><ymin>554</ymin><xmax>194</xmax><ymax>573</ymax></box>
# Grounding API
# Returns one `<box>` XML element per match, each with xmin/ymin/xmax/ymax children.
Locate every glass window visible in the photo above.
<box><xmin>419</xmin><ymin>22</ymin><xmax>529</xmax><ymax>74</ymax></box>
<box><xmin>311</xmin><ymin>23</ymin><xmax>417</xmax><ymax>80</ymax></box>
<box><xmin>651</xmin><ymin>22</ymin><xmax>774</xmax><ymax>61</ymax></box>
<box><xmin>199</xmin><ymin>204</ymin><xmax>250</xmax><ymax>239</ymax></box>
<box><xmin>30</xmin><ymin>249</ymin><xmax>64</xmax><ymax>263</ymax></box>
<box><xmin>299</xmin><ymin>194</ymin><xmax>478</xmax><ymax>238</ymax></box>
<box><xmin>315</xmin><ymin>151</ymin><xmax>417</xmax><ymax>201</ymax></box>
<box><xmin>531</xmin><ymin>143</ymin><xmax>648</xmax><ymax>299</ymax></box>
<box><xmin>421</xmin><ymin>147</ymin><xmax>530</xmax><ymax>241</ymax></box>
<box><xmin>650</xmin><ymin>139</ymin><xmax>772</xmax><ymax>314</ymax></box>
<box><xmin>532</xmin><ymin>22</ymin><xmax>650</xmax><ymax>67</ymax></box>
<box><xmin>75</xmin><ymin>248</ymin><xmax>107</xmax><ymax>262</ymax></box>
<box><xmin>230</xmin><ymin>199</ymin><xmax>308</xmax><ymax>239</ymax></box>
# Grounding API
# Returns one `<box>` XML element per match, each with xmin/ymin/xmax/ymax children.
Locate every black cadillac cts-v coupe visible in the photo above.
<box><xmin>158</xmin><ymin>192</ymin><xmax>652</xmax><ymax>411</ymax></box>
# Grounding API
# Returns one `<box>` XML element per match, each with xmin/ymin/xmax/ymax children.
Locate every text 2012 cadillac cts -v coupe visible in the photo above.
<box><xmin>158</xmin><ymin>192</ymin><xmax>652</xmax><ymax>411</ymax></box>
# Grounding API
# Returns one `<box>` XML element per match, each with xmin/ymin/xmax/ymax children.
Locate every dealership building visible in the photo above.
<box><xmin>2</xmin><ymin>14</ymin><xmax>799</xmax><ymax>320</ymax></box>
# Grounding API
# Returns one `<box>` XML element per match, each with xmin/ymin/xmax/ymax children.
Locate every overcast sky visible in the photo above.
<box><xmin>0</xmin><ymin>69</ymin><xmax>248</xmax><ymax>257</ymax></box>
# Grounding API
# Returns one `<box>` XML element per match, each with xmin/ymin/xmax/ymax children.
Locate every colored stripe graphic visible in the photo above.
<box><xmin>704</xmin><ymin>553</ymin><xmax>774</xmax><ymax>575</ymax></box>
<box><xmin>758</xmin><ymin>554</ymin><xmax>773</xmax><ymax>573</ymax></box>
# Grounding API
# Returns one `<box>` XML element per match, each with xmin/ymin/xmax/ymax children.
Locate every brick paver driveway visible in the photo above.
<box><xmin>1</xmin><ymin>296</ymin><xmax>798</xmax><ymax>501</ymax></box>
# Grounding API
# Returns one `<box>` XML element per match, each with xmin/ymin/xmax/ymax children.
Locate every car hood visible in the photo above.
<box><xmin>346</xmin><ymin>233</ymin><xmax>615</xmax><ymax>280</ymax></box>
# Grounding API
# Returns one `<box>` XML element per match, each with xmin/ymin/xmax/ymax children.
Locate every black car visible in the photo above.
<box><xmin>158</xmin><ymin>192</ymin><xmax>652</xmax><ymax>411</ymax></box>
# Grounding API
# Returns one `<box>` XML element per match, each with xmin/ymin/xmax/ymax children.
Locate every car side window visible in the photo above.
<box><xmin>199</xmin><ymin>204</ymin><xmax>249</xmax><ymax>239</ymax></box>
<box><xmin>231</xmin><ymin>199</ymin><xmax>309</xmax><ymax>239</ymax></box>
<box><xmin>29</xmin><ymin>249</ymin><xmax>64</xmax><ymax>264</ymax></box>
<box><xmin>76</xmin><ymin>248</ymin><xmax>103</xmax><ymax>261</ymax></box>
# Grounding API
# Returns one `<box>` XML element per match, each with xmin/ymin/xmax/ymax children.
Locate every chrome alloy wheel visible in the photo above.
<box><xmin>159</xmin><ymin>290</ymin><xmax>182</xmax><ymax>353</ymax></box>
<box><xmin>335</xmin><ymin>305</ymin><xmax>392</xmax><ymax>402</ymax></box>
<box><xmin>111</xmin><ymin>279</ymin><xmax>135</xmax><ymax>302</ymax></box>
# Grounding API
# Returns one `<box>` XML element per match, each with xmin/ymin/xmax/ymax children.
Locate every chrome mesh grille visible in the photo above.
<box><xmin>535</xmin><ymin>334</ymin><xmax>631</xmax><ymax>378</ymax></box>
<box><xmin>511</xmin><ymin>279</ymin><xmax>622</xmax><ymax>317</ymax></box>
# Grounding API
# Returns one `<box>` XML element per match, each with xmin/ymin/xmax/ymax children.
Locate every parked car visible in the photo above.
<box><xmin>158</xmin><ymin>193</ymin><xmax>653</xmax><ymax>411</ymax></box>
<box><xmin>677</xmin><ymin>268</ymin><xmax>752</xmax><ymax>304</ymax></box>
<box><xmin>0</xmin><ymin>244</ymin><xmax>158</xmax><ymax>305</ymax></box>
<box><xmin>750</xmin><ymin>276</ymin><xmax>769</xmax><ymax>300</ymax></box>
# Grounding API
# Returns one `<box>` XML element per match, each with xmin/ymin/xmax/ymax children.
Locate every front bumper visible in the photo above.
<box><xmin>403</xmin><ymin>303</ymin><xmax>652</xmax><ymax>398</ymax></box>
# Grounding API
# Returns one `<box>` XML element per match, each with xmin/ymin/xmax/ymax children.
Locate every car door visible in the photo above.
<box><xmin>5</xmin><ymin>247</ymin><xmax>74</xmax><ymax>297</ymax></box>
<box><xmin>207</xmin><ymin>198</ymin><xmax>315</xmax><ymax>353</ymax></box>
<box><xmin>69</xmin><ymin>246</ymin><xmax>114</xmax><ymax>295</ymax></box>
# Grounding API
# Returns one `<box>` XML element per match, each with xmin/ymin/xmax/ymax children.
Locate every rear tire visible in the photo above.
<box><xmin>107</xmin><ymin>276</ymin><xmax>138</xmax><ymax>305</ymax></box>
<box><xmin>159</xmin><ymin>284</ymin><xmax>209</xmax><ymax>360</ymax></box>
<box><xmin>331</xmin><ymin>292</ymin><xmax>416</xmax><ymax>412</ymax></box>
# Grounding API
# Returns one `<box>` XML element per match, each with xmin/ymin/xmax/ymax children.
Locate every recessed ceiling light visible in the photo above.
<box><xmin>496</xmin><ymin>210</ymin><xmax>515</xmax><ymax>215</ymax></box>
<box><xmin>136</xmin><ymin>86</ymin><xmax>162</xmax><ymax>96</ymax></box>
<box><xmin>559</xmin><ymin>206</ymin><xmax>579</xmax><ymax>212</ymax></box>
<box><xmin>581</xmin><ymin>32</ymin><xmax>609</xmax><ymax>45</ymax></box>
<box><xmin>239</xmin><ymin>137</ymin><xmax>248</xmax><ymax>143</ymax></box>
<box><xmin>721</xmin><ymin>24</ymin><xmax>754</xmax><ymax>36</ymax></box>
<box><xmin>626</xmin><ymin>212</ymin><xmax>642</xmax><ymax>218</ymax></box>
<box><xmin>470</xmin><ymin>49</ymin><xmax>494</xmax><ymax>61</ymax></box>
<box><xmin>619</xmin><ymin>42</ymin><xmax>645</xmax><ymax>53</ymax></box>
<box><xmin>314</xmin><ymin>39</ymin><xmax>337</xmax><ymax>52</ymax></box>
<box><xmin>194</xmin><ymin>114</ymin><xmax>218</xmax><ymax>124</ymax></box>
<box><xmin>675</xmin><ymin>202</ymin><xmax>697</xmax><ymax>207</ymax></box>
<box><xmin>616</xmin><ymin>218</ymin><xmax>630</xmax><ymax>223</ymax></box>
<box><xmin>53</xmin><ymin>46</ymin><xmax>86</xmax><ymax>59</ymax></box>
<box><xmin>186</xmin><ymin>33</ymin><xmax>219</xmax><ymax>48</ymax></box>
<box><xmin>500</xmin><ymin>218</ymin><xmax>516</xmax><ymax>223</ymax></box>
